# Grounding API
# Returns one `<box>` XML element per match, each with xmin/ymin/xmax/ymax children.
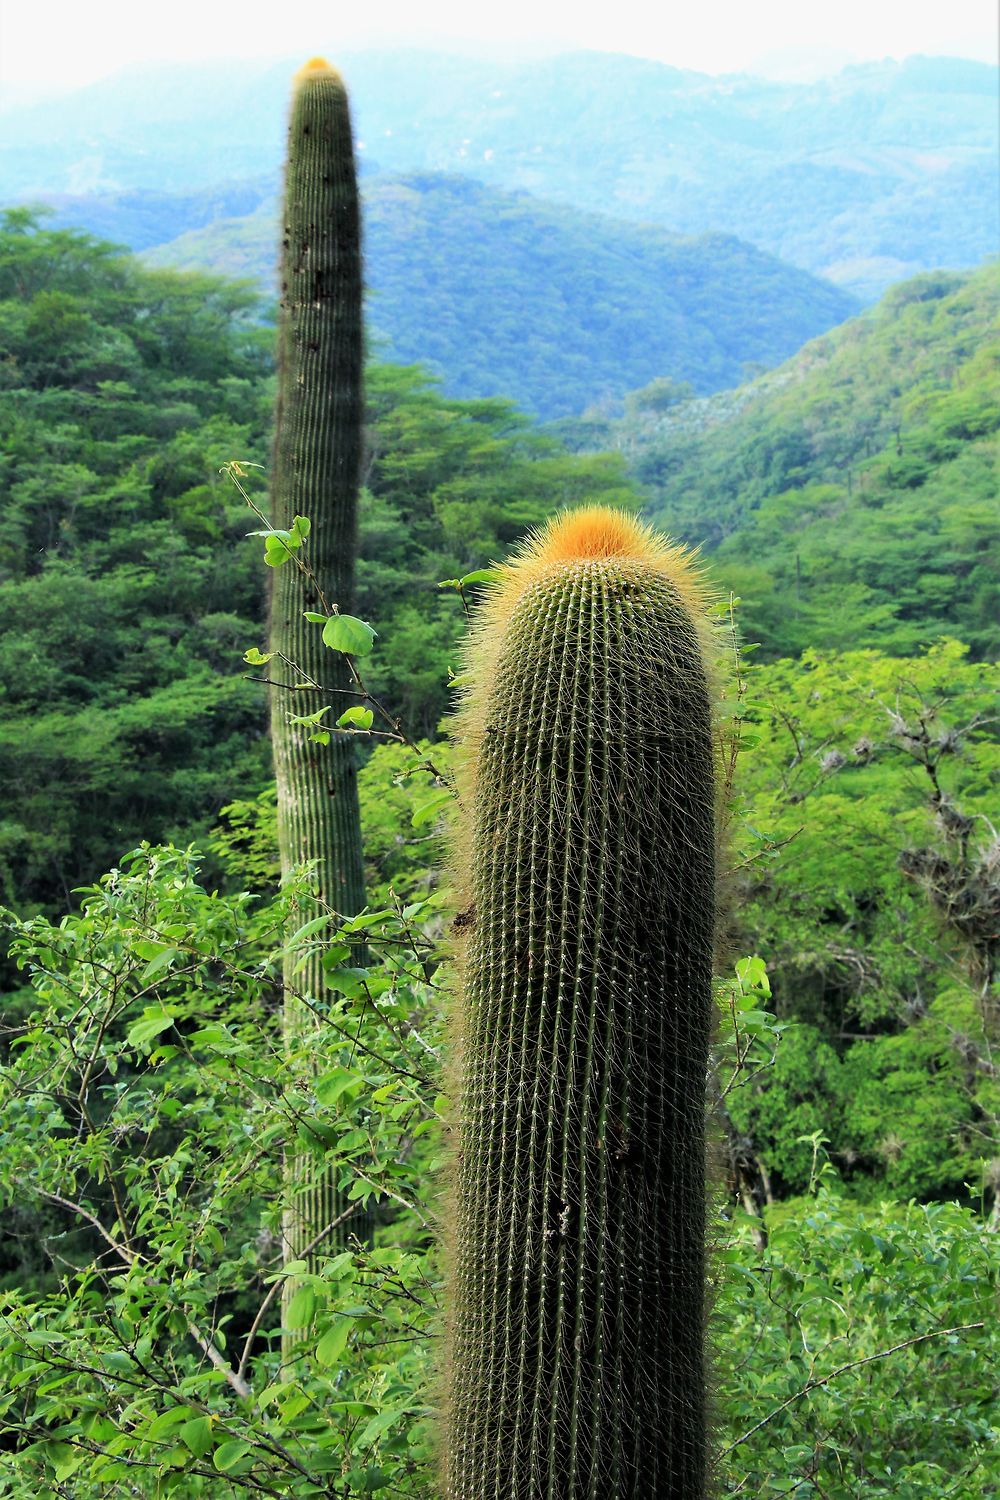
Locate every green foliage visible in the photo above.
<box><xmin>0</xmin><ymin>208</ymin><xmax>273</xmax><ymax>914</ymax></box>
<box><xmin>0</xmin><ymin>845</ymin><xmax>443</xmax><ymax>1496</ymax></box>
<box><xmin>2</xmin><ymin>841</ymin><xmax>995</xmax><ymax>1496</ymax></box>
<box><xmin>580</xmin><ymin>262</ymin><xmax>1000</xmax><ymax>661</ymax></box>
<box><xmin>727</xmin><ymin>640</ymin><xmax>999</xmax><ymax>1202</ymax></box>
<box><xmin>717</xmin><ymin>1181</ymin><xmax>999</xmax><ymax>1497</ymax></box>
<box><xmin>0</xmin><ymin>215</ymin><xmax>638</xmax><ymax>915</ymax></box>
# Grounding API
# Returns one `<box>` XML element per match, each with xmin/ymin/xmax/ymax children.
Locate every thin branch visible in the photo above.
<box><xmin>37</xmin><ymin>1190</ymin><xmax>133</xmax><ymax>1265</ymax></box>
<box><xmin>720</xmin><ymin>1321</ymin><xmax>985</xmax><ymax>1457</ymax></box>
<box><xmin>237</xmin><ymin>1206</ymin><xmax>359</xmax><ymax>1380</ymax></box>
<box><xmin>186</xmin><ymin>1319</ymin><xmax>252</xmax><ymax>1400</ymax></box>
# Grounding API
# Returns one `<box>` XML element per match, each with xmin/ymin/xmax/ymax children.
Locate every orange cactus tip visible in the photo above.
<box><xmin>480</xmin><ymin>505</ymin><xmax>711</xmax><ymax>645</ymax></box>
<box><xmin>530</xmin><ymin>505</ymin><xmax>660</xmax><ymax>565</ymax></box>
<box><xmin>293</xmin><ymin>56</ymin><xmax>343</xmax><ymax>87</ymax></box>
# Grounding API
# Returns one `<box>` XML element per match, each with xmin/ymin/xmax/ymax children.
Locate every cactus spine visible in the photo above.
<box><xmin>270</xmin><ymin>60</ymin><xmax>366</xmax><ymax>1315</ymax></box>
<box><xmin>446</xmin><ymin>507</ymin><xmax>717</xmax><ymax>1498</ymax></box>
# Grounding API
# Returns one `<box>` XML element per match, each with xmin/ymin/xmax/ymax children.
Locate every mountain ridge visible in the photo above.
<box><xmin>3</xmin><ymin>49</ymin><xmax>995</xmax><ymax>297</ymax></box>
<box><xmin>137</xmin><ymin>171</ymin><xmax>857</xmax><ymax>419</ymax></box>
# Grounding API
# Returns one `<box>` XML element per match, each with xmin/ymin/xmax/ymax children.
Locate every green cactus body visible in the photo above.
<box><xmin>446</xmin><ymin>508</ymin><xmax>717</xmax><ymax>1499</ymax></box>
<box><xmin>269</xmin><ymin>60</ymin><xmax>366</xmax><ymax>1312</ymax></box>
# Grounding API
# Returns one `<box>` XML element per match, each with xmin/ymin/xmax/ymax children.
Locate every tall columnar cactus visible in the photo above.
<box><xmin>270</xmin><ymin>59</ymin><xmax>366</xmax><ymax>1300</ymax></box>
<box><xmin>446</xmin><ymin>507</ymin><xmax>718</xmax><ymax>1499</ymax></box>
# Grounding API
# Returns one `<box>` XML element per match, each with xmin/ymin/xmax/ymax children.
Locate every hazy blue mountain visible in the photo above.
<box><xmin>29</xmin><ymin>177</ymin><xmax>276</xmax><ymax>252</ymax></box>
<box><xmin>139</xmin><ymin>172</ymin><xmax>856</xmax><ymax>419</ymax></box>
<box><xmin>2</xmin><ymin>50</ymin><xmax>996</xmax><ymax>297</ymax></box>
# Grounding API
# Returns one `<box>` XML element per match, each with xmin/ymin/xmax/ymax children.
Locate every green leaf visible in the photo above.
<box><xmin>140</xmin><ymin>945</ymin><xmax>178</xmax><ymax>983</ymax></box>
<box><xmin>412</xmin><ymin>789</ymin><xmax>452</xmax><ymax>829</ymax></box>
<box><xmin>337</xmin><ymin>705</ymin><xmax>375</xmax><ymax>731</ymax></box>
<box><xmin>51</xmin><ymin>1443</ymin><xmax>85</xmax><ymax>1482</ymax></box>
<box><xmin>264</xmin><ymin>532</ymin><xmax>296</xmax><ymax>567</ymax></box>
<box><xmin>179</xmin><ymin>1416</ymin><xmax>214</xmax><ymax>1459</ymax></box>
<box><xmin>459</xmin><ymin>568</ymin><xmax>502</xmax><ymax>587</ymax></box>
<box><xmin>287</xmin><ymin>914</ymin><xmax>334</xmax><ymax>946</ymax></box>
<box><xmin>145</xmin><ymin>1406</ymin><xmax>191</xmax><ymax>1441</ymax></box>
<box><xmin>346</xmin><ymin>1466</ymin><xmax>390</xmax><ymax>1491</ymax></box>
<box><xmin>324</xmin><ymin>966</ymin><xmax>368</xmax><ymax>999</ymax></box>
<box><xmin>243</xmin><ymin>646</ymin><xmax>274</xmax><ymax>665</ymax></box>
<box><xmin>358</xmin><ymin>1407</ymin><xmax>409</xmax><ymax>1445</ymax></box>
<box><xmin>322</xmin><ymin>614</ymin><xmax>377</xmax><ymax>656</ymax></box>
<box><xmin>735</xmin><ymin>955</ymin><xmax>770</xmax><ymax>994</ymax></box>
<box><xmin>285</xmin><ymin>1286</ymin><xmax>316</xmax><ymax>1328</ymax></box>
<box><xmin>315</xmin><ymin>1319</ymin><xmax>352</xmax><ymax>1367</ymax></box>
<box><xmin>290</xmin><ymin>514</ymin><xmax>311</xmax><ymax>541</ymax></box>
<box><xmin>303</xmin><ymin>611</ymin><xmax>327</xmax><ymax>623</ymax></box>
<box><xmin>127</xmin><ymin>1007</ymin><xmax>174</xmax><ymax>1047</ymax></box>
<box><xmin>201</xmin><ymin>1223</ymin><xmax>224</xmax><ymax>1257</ymax></box>
<box><xmin>287</xmin><ymin>706</ymin><xmax>330</xmax><ymax>727</ymax></box>
<box><xmin>213</xmin><ymin>1440</ymin><xmax>252</xmax><ymax>1473</ymax></box>
<box><xmin>316</xmin><ymin>1066</ymin><xmax>360</xmax><ymax>1108</ymax></box>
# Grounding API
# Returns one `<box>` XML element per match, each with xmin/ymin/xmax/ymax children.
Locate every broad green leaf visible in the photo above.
<box><xmin>285</xmin><ymin>1286</ymin><xmax>316</xmax><ymax>1328</ymax></box>
<box><xmin>179</xmin><ymin>1416</ymin><xmax>214</xmax><ymax>1458</ymax></box>
<box><xmin>315</xmin><ymin>1319</ymin><xmax>352</xmax><ymax>1367</ymax></box>
<box><xmin>278</xmin><ymin>1389</ymin><xmax>311</xmax><ymax>1421</ymax></box>
<box><xmin>303</xmin><ymin>610</ymin><xmax>327</xmax><ymax>623</ymax></box>
<box><xmin>322</xmin><ymin>614</ymin><xmax>376</xmax><ymax>656</ymax></box>
<box><xmin>145</xmin><ymin>1406</ymin><xmax>190</xmax><ymax>1441</ymax></box>
<box><xmin>359</xmin><ymin>1406</ymin><xmax>409</xmax><ymax>1445</ymax></box>
<box><xmin>127</xmin><ymin>1008</ymin><xmax>174</xmax><ymax>1047</ymax></box>
<box><xmin>337</xmin><ymin>705</ymin><xmax>375</xmax><ymax>730</ymax></box>
<box><xmin>324</xmin><ymin>966</ymin><xmax>368</xmax><ymax>999</ymax></box>
<box><xmin>316</xmin><ymin>1066</ymin><xmax>360</xmax><ymax>1108</ymax></box>
<box><xmin>213</xmin><ymin>1439</ymin><xmax>252</xmax><ymax>1472</ymax></box>
<box><xmin>346</xmin><ymin>1466</ymin><xmax>390</xmax><ymax>1491</ymax></box>
<box><xmin>50</xmin><ymin>1444</ymin><xmax>85</xmax><ymax>1482</ymax></box>
<box><xmin>287</xmin><ymin>914</ymin><xmax>334</xmax><ymax>946</ymax></box>
<box><xmin>140</xmin><ymin>945</ymin><xmax>178</xmax><ymax>983</ymax></box>
<box><xmin>264</xmin><ymin>532</ymin><xmax>295</xmax><ymax>567</ymax></box>
<box><xmin>243</xmin><ymin>646</ymin><xmax>274</xmax><ymax>665</ymax></box>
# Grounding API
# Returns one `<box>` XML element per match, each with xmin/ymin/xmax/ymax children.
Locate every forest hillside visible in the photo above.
<box><xmin>144</xmin><ymin>173</ymin><xmax>856</xmax><ymax>418</ymax></box>
<box><xmin>563</xmin><ymin>259</ymin><xmax>1000</xmax><ymax>657</ymax></box>
<box><xmin>0</xmin><ymin>199</ymin><xmax>997</xmax><ymax>1497</ymax></box>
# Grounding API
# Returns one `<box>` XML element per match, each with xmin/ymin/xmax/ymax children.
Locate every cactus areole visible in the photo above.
<box><xmin>446</xmin><ymin>507</ymin><xmax>717</xmax><ymax>1499</ymax></box>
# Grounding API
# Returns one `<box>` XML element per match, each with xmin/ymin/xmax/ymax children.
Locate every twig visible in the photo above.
<box><xmin>720</xmin><ymin>1321</ymin><xmax>985</xmax><ymax>1456</ymax></box>
<box><xmin>237</xmin><ymin>1206</ymin><xmax>360</xmax><ymax>1380</ymax></box>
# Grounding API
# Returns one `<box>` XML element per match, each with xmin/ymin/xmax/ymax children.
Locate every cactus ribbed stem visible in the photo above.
<box><xmin>269</xmin><ymin>59</ymin><xmax>366</xmax><ymax>1334</ymax></box>
<box><xmin>447</xmin><ymin>508</ymin><xmax>717</xmax><ymax>1499</ymax></box>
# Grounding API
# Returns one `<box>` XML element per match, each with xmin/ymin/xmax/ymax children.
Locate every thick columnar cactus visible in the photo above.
<box><xmin>269</xmin><ymin>59</ymin><xmax>366</xmax><ymax>1309</ymax></box>
<box><xmin>446</xmin><ymin>507</ymin><xmax>717</xmax><ymax>1499</ymax></box>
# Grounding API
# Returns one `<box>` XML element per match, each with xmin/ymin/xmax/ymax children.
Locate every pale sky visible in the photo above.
<box><xmin>0</xmin><ymin>0</ymin><xmax>996</xmax><ymax>93</ymax></box>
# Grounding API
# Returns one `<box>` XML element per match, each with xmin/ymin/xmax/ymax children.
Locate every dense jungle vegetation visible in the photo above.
<box><xmin>0</xmin><ymin>211</ymin><xmax>997</xmax><ymax>1495</ymax></box>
